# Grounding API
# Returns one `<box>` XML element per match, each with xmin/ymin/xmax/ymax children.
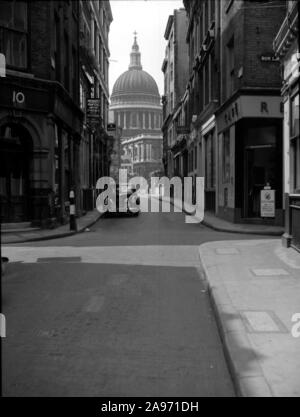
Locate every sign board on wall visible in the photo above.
<box><xmin>260</xmin><ymin>189</ymin><xmax>275</xmax><ymax>218</ymax></box>
<box><xmin>217</xmin><ymin>95</ymin><xmax>283</xmax><ymax>132</ymax></box>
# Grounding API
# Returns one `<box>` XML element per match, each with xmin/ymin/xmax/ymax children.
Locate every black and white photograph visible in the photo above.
<box><xmin>0</xmin><ymin>0</ymin><xmax>299</xmax><ymax>401</ymax></box>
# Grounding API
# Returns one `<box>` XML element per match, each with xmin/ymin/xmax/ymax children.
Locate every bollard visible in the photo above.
<box><xmin>69</xmin><ymin>189</ymin><xmax>77</xmax><ymax>231</ymax></box>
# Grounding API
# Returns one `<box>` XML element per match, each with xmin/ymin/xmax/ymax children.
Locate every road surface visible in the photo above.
<box><xmin>2</xmin><ymin>208</ymin><xmax>266</xmax><ymax>396</ymax></box>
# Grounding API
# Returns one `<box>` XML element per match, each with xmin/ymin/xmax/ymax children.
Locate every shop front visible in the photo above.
<box><xmin>216</xmin><ymin>93</ymin><xmax>284</xmax><ymax>225</ymax></box>
<box><xmin>0</xmin><ymin>76</ymin><xmax>83</xmax><ymax>226</ymax></box>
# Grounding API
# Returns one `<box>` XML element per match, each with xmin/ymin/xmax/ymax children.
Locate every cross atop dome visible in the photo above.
<box><xmin>129</xmin><ymin>30</ymin><xmax>142</xmax><ymax>70</ymax></box>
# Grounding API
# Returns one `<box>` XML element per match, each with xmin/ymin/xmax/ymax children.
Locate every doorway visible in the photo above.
<box><xmin>0</xmin><ymin>124</ymin><xmax>32</xmax><ymax>222</ymax></box>
<box><xmin>244</xmin><ymin>145</ymin><xmax>276</xmax><ymax>218</ymax></box>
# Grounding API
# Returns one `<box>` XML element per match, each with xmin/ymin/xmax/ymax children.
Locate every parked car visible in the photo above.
<box><xmin>105</xmin><ymin>184</ymin><xmax>140</xmax><ymax>216</ymax></box>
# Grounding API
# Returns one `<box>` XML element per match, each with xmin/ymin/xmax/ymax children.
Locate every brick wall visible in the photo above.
<box><xmin>220</xmin><ymin>0</ymin><xmax>286</xmax><ymax>104</ymax></box>
<box><xmin>243</xmin><ymin>1</ymin><xmax>286</xmax><ymax>88</ymax></box>
<box><xmin>30</xmin><ymin>1</ymin><xmax>51</xmax><ymax>79</ymax></box>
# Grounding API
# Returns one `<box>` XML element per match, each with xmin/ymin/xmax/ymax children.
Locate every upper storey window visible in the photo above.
<box><xmin>0</xmin><ymin>0</ymin><xmax>28</xmax><ymax>69</ymax></box>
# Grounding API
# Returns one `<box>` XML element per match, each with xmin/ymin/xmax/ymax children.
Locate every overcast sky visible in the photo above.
<box><xmin>109</xmin><ymin>0</ymin><xmax>184</xmax><ymax>97</ymax></box>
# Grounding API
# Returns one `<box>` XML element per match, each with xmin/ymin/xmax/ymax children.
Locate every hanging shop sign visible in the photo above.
<box><xmin>260</xmin><ymin>188</ymin><xmax>275</xmax><ymax>218</ymax></box>
<box><xmin>86</xmin><ymin>98</ymin><xmax>101</xmax><ymax>121</ymax></box>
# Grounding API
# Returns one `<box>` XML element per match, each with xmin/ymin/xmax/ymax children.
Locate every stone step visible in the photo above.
<box><xmin>1</xmin><ymin>222</ymin><xmax>41</xmax><ymax>234</ymax></box>
<box><xmin>1</xmin><ymin>222</ymin><xmax>32</xmax><ymax>230</ymax></box>
<box><xmin>1</xmin><ymin>227</ymin><xmax>41</xmax><ymax>234</ymax></box>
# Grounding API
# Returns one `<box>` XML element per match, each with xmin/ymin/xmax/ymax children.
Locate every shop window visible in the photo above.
<box><xmin>0</xmin><ymin>0</ymin><xmax>28</xmax><ymax>69</ymax></box>
<box><xmin>223</xmin><ymin>130</ymin><xmax>230</xmax><ymax>183</ymax></box>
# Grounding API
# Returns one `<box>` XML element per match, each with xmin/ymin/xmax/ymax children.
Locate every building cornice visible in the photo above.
<box><xmin>273</xmin><ymin>3</ymin><xmax>298</xmax><ymax>58</ymax></box>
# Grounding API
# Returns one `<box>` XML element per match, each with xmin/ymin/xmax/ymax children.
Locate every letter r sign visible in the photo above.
<box><xmin>261</xmin><ymin>101</ymin><xmax>269</xmax><ymax>114</ymax></box>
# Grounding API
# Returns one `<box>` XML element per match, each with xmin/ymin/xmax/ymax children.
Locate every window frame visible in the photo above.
<box><xmin>0</xmin><ymin>0</ymin><xmax>29</xmax><ymax>70</ymax></box>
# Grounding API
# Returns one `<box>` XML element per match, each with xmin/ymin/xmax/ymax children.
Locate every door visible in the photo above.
<box><xmin>244</xmin><ymin>145</ymin><xmax>276</xmax><ymax>218</ymax></box>
<box><xmin>0</xmin><ymin>124</ymin><xmax>32</xmax><ymax>222</ymax></box>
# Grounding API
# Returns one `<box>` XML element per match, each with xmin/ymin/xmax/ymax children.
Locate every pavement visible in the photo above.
<box><xmin>162</xmin><ymin>194</ymin><xmax>284</xmax><ymax>236</ymax></box>
<box><xmin>199</xmin><ymin>239</ymin><xmax>300</xmax><ymax>397</ymax></box>
<box><xmin>1</xmin><ymin>209</ymin><xmax>102</xmax><ymax>244</ymax></box>
<box><xmin>202</xmin><ymin>212</ymin><xmax>284</xmax><ymax>236</ymax></box>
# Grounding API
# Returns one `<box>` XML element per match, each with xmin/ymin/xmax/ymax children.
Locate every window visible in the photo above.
<box><xmin>72</xmin><ymin>47</ymin><xmax>77</xmax><ymax>99</ymax></box>
<box><xmin>170</xmin><ymin>92</ymin><xmax>174</xmax><ymax>111</ymax></box>
<box><xmin>291</xmin><ymin>93</ymin><xmax>300</xmax><ymax>192</ymax></box>
<box><xmin>99</xmin><ymin>38</ymin><xmax>102</xmax><ymax>71</ymax></box>
<box><xmin>0</xmin><ymin>0</ymin><xmax>28</xmax><ymax>69</ymax></box>
<box><xmin>226</xmin><ymin>36</ymin><xmax>235</xmax><ymax>98</ymax></box>
<box><xmin>204</xmin><ymin>0</ymin><xmax>209</xmax><ymax>34</ymax></box>
<box><xmin>54</xmin><ymin>13</ymin><xmax>60</xmax><ymax>81</ymax></box>
<box><xmin>170</xmin><ymin>62</ymin><xmax>173</xmax><ymax>82</ymax></box>
<box><xmin>294</xmin><ymin>138</ymin><xmax>300</xmax><ymax>192</ymax></box>
<box><xmin>64</xmin><ymin>32</ymin><xmax>69</xmax><ymax>91</ymax></box>
<box><xmin>204</xmin><ymin>59</ymin><xmax>209</xmax><ymax>105</ymax></box>
<box><xmin>291</xmin><ymin>93</ymin><xmax>299</xmax><ymax>138</ymax></box>
<box><xmin>93</xmin><ymin>20</ymin><xmax>97</xmax><ymax>55</ymax></box>
<box><xmin>223</xmin><ymin>130</ymin><xmax>230</xmax><ymax>183</ymax></box>
<box><xmin>210</xmin><ymin>0</ymin><xmax>215</xmax><ymax>22</ymax></box>
<box><xmin>205</xmin><ymin>131</ymin><xmax>216</xmax><ymax>189</ymax></box>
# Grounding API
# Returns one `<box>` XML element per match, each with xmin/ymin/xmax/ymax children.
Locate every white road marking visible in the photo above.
<box><xmin>1</xmin><ymin>246</ymin><xmax>201</xmax><ymax>267</ymax></box>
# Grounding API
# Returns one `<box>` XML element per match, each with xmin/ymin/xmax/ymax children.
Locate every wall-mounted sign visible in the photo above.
<box><xmin>224</xmin><ymin>102</ymin><xmax>239</xmax><ymax>125</ymax></box>
<box><xmin>261</xmin><ymin>189</ymin><xmax>275</xmax><ymax>218</ymax></box>
<box><xmin>107</xmin><ymin>123</ymin><xmax>116</xmax><ymax>131</ymax></box>
<box><xmin>217</xmin><ymin>95</ymin><xmax>283</xmax><ymax>132</ymax></box>
<box><xmin>13</xmin><ymin>90</ymin><xmax>25</xmax><ymax>105</ymax></box>
<box><xmin>86</xmin><ymin>98</ymin><xmax>101</xmax><ymax>120</ymax></box>
<box><xmin>260</xmin><ymin>54</ymin><xmax>280</xmax><ymax>63</ymax></box>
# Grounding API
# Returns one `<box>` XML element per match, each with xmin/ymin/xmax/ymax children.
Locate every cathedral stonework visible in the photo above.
<box><xmin>110</xmin><ymin>33</ymin><xmax>163</xmax><ymax>181</ymax></box>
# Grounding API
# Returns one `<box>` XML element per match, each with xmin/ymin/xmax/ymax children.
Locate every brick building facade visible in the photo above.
<box><xmin>178</xmin><ymin>0</ymin><xmax>286</xmax><ymax>225</ymax></box>
<box><xmin>0</xmin><ymin>0</ymin><xmax>83</xmax><ymax>225</ymax></box>
<box><xmin>215</xmin><ymin>0</ymin><xmax>286</xmax><ymax>225</ymax></box>
<box><xmin>0</xmin><ymin>0</ymin><xmax>113</xmax><ymax>225</ymax></box>
<box><xmin>161</xmin><ymin>9</ymin><xmax>189</xmax><ymax>179</ymax></box>
<box><xmin>274</xmin><ymin>1</ymin><xmax>299</xmax><ymax>249</ymax></box>
<box><xmin>79</xmin><ymin>0</ymin><xmax>112</xmax><ymax>212</ymax></box>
